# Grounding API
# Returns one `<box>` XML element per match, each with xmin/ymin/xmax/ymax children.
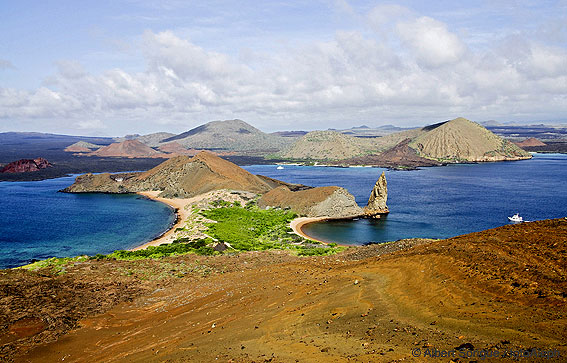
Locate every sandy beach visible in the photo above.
<box><xmin>133</xmin><ymin>190</ymin><xmax>257</xmax><ymax>250</ymax></box>
<box><xmin>132</xmin><ymin>191</ymin><xmax>194</xmax><ymax>250</ymax></box>
<box><xmin>289</xmin><ymin>216</ymin><xmax>329</xmax><ymax>243</ymax></box>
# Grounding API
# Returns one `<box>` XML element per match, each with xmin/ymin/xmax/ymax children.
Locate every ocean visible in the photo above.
<box><xmin>0</xmin><ymin>153</ymin><xmax>565</xmax><ymax>268</ymax></box>
<box><xmin>244</xmin><ymin>153</ymin><xmax>567</xmax><ymax>245</ymax></box>
<box><xmin>0</xmin><ymin>176</ymin><xmax>175</xmax><ymax>269</ymax></box>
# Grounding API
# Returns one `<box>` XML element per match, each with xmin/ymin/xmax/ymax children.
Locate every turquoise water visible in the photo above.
<box><xmin>0</xmin><ymin>176</ymin><xmax>175</xmax><ymax>268</ymax></box>
<box><xmin>244</xmin><ymin>154</ymin><xmax>567</xmax><ymax>245</ymax></box>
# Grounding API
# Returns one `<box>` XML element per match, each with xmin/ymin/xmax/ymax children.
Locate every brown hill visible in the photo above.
<box><xmin>341</xmin><ymin>138</ymin><xmax>442</xmax><ymax>168</ymax></box>
<box><xmin>63</xmin><ymin>151</ymin><xmax>276</xmax><ymax>198</ymax></box>
<box><xmin>157</xmin><ymin>142</ymin><xmax>197</xmax><ymax>155</ymax></box>
<box><xmin>513</xmin><ymin>137</ymin><xmax>546</xmax><ymax>148</ymax></box>
<box><xmin>88</xmin><ymin>140</ymin><xmax>167</xmax><ymax>158</ymax></box>
<box><xmin>0</xmin><ymin>158</ymin><xmax>52</xmax><ymax>173</ymax></box>
<box><xmin>258</xmin><ymin>185</ymin><xmax>363</xmax><ymax>218</ymax></box>
<box><xmin>135</xmin><ymin>152</ymin><xmax>274</xmax><ymax>197</ymax></box>
<box><xmin>410</xmin><ymin>117</ymin><xmax>531</xmax><ymax>162</ymax></box>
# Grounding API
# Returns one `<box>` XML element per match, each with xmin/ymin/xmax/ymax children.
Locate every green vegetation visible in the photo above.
<box><xmin>22</xmin><ymin>201</ymin><xmax>344</xmax><ymax>271</ymax></box>
<box><xmin>22</xmin><ymin>255</ymin><xmax>89</xmax><ymax>274</ymax></box>
<box><xmin>107</xmin><ymin>239</ymin><xmax>216</xmax><ymax>260</ymax></box>
<box><xmin>201</xmin><ymin>205</ymin><xmax>300</xmax><ymax>250</ymax></box>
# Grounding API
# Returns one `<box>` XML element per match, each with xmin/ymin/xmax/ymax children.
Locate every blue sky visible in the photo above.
<box><xmin>1</xmin><ymin>0</ymin><xmax>566</xmax><ymax>135</ymax></box>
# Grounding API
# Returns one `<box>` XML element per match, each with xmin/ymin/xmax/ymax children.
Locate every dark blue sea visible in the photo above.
<box><xmin>244</xmin><ymin>153</ymin><xmax>567</xmax><ymax>245</ymax></box>
<box><xmin>1</xmin><ymin>154</ymin><xmax>565</xmax><ymax>269</ymax></box>
<box><xmin>0</xmin><ymin>176</ymin><xmax>175</xmax><ymax>269</ymax></box>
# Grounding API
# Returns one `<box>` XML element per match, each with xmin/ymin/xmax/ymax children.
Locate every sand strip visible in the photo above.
<box><xmin>290</xmin><ymin>217</ymin><xmax>330</xmax><ymax>244</ymax></box>
<box><xmin>131</xmin><ymin>192</ymin><xmax>194</xmax><ymax>251</ymax></box>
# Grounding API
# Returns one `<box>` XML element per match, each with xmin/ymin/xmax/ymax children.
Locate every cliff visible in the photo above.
<box><xmin>0</xmin><ymin>158</ymin><xmax>52</xmax><ymax>173</ymax></box>
<box><xmin>257</xmin><ymin>186</ymin><xmax>363</xmax><ymax>218</ymax></box>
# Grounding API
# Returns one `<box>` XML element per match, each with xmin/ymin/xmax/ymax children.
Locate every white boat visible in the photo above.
<box><xmin>276</xmin><ymin>166</ymin><xmax>284</xmax><ymax>170</ymax></box>
<box><xmin>508</xmin><ymin>213</ymin><xmax>523</xmax><ymax>222</ymax></box>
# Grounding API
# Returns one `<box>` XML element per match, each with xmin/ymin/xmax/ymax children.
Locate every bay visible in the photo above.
<box><xmin>244</xmin><ymin>153</ymin><xmax>567</xmax><ymax>245</ymax></box>
<box><xmin>0</xmin><ymin>176</ymin><xmax>175</xmax><ymax>269</ymax></box>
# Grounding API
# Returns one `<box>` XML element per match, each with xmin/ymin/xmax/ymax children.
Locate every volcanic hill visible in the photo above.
<box><xmin>278</xmin><ymin>131</ymin><xmax>375</xmax><ymax>160</ymax></box>
<box><xmin>281</xmin><ymin>117</ymin><xmax>531</xmax><ymax>164</ymax></box>
<box><xmin>64</xmin><ymin>141</ymin><xmax>102</xmax><ymax>153</ymax></box>
<box><xmin>160</xmin><ymin>119</ymin><xmax>293</xmax><ymax>153</ymax></box>
<box><xmin>62</xmin><ymin>151</ymin><xmax>372</xmax><ymax>218</ymax></box>
<box><xmin>513</xmin><ymin>137</ymin><xmax>547</xmax><ymax>148</ymax></box>
<box><xmin>116</xmin><ymin>132</ymin><xmax>176</xmax><ymax>147</ymax></box>
<box><xmin>410</xmin><ymin>117</ymin><xmax>531</xmax><ymax>162</ymax></box>
<box><xmin>88</xmin><ymin>140</ymin><xmax>167</xmax><ymax>158</ymax></box>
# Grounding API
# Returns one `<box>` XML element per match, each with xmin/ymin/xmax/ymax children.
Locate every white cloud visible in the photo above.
<box><xmin>1</xmin><ymin>10</ymin><xmax>566</xmax><ymax>134</ymax></box>
<box><xmin>397</xmin><ymin>16</ymin><xmax>466</xmax><ymax>68</ymax></box>
<box><xmin>77</xmin><ymin>119</ymin><xmax>106</xmax><ymax>130</ymax></box>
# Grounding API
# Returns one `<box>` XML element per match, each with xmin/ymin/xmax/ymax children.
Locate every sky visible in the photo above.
<box><xmin>1</xmin><ymin>0</ymin><xmax>566</xmax><ymax>136</ymax></box>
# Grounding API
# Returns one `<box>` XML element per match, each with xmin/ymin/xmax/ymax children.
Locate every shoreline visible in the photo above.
<box><xmin>290</xmin><ymin>217</ymin><xmax>336</xmax><ymax>245</ymax></box>
<box><xmin>131</xmin><ymin>191</ymin><xmax>192</xmax><ymax>251</ymax></box>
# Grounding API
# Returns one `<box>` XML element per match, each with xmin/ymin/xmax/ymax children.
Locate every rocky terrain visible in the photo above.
<box><xmin>2</xmin><ymin>219</ymin><xmax>565</xmax><ymax>362</ymax></box>
<box><xmin>63</xmin><ymin>151</ymin><xmax>388</xmax><ymax>219</ymax></box>
<box><xmin>258</xmin><ymin>186</ymin><xmax>363</xmax><ymax>218</ymax></box>
<box><xmin>0</xmin><ymin>158</ymin><xmax>52</xmax><ymax>173</ymax></box>
<box><xmin>364</xmin><ymin>171</ymin><xmax>389</xmax><ymax>217</ymax></box>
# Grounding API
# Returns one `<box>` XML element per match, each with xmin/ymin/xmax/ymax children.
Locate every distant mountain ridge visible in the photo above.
<box><xmin>280</xmin><ymin>117</ymin><xmax>530</xmax><ymax>164</ymax></box>
<box><xmin>160</xmin><ymin>119</ymin><xmax>293</xmax><ymax>153</ymax></box>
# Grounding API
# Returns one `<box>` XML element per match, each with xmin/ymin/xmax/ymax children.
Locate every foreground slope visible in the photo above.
<box><xmin>3</xmin><ymin>219</ymin><xmax>565</xmax><ymax>362</ymax></box>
